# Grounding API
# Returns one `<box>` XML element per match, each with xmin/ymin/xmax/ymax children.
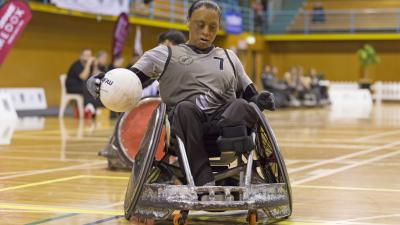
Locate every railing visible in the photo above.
<box><xmin>15</xmin><ymin>1</ymin><xmax>400</xmax><ymax>34</ymax></box>
<box><xmin>129</xmin><ymin>0</ymin><xmax>257</xmax><ymax>32</ymax></box>
<box><xmin>287</xmin><ymin>8</ymin><xmax>400</xmax><ymax>34</ymax></box>
<box><xmin>21</xmin><ymin>0</ymin><xmax>263</xmax><ymax>33</ymax></box>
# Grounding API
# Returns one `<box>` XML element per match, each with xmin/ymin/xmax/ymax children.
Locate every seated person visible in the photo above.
<box><xmin>87</xmin><ymin>0</ymin><xmax>274</xmax><ymax>186</ymax></box>
<box><xmin>66</xmin><ymin>48</ymin><xmax>97</xmax><ymax>107</ymax></box>
<box><xmin>93</xmin><ymin>50</ymin><xmax>109</xmax><ymax>74</ymax></box>
<box><xmin>311</xmin><ymin>1</ymin><xmax>325</xmax><ymax>23</ymax></box>
<box><xmin>262</xmin><ymin>66</ymin><xmax>290</xmax><ymax>108</ymax></box>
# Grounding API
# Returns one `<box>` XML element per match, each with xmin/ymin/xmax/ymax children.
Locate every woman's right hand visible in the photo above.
<box><xmin>86</xmin><ymin>73</ymin><xmax>105</xmax><ymax>99</ymax></box>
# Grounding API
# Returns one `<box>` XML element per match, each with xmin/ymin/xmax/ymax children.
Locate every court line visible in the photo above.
<box><xmin>84</xmin><ymin>175</ymin><xmax>129</xmax><ymax>180</ymax></box>
<box><xmin>0</xmin><ymin>143</ymin><xmax>105</xmax><ymax>150</ymax></box>
<box><xmin>336</xmin><ymin>213</ymin><xmax>400</xmax><ymax>223</ymax></box>
<box><xmin>280</xmin><ymin>143</ymin><xmax>366</xmax><ymax>149</ymax></box>
<box><xmin>11</xmin><ymin>134</ymin><xmax>108</xmax><ymax>142</ymax></box>
<box><xmin>0</xmin><ymin>210</ymin><xmax>48</xmax><ymax>213</ymax></box>
<box><xmin>0</xmin><ymin>161</ymin><xmax>106</xmax><ymax>180</ymax></box>
<box><xmin>288</xmin><ymin>141</ymin><xmax>400</xmax><ymax>174</ymax></box>
<box><xmin>82</xmin><ymin>215</ymin><xmax>124</xmax><ymax>225</ymax></box>
<box><xmin>0</xmin><ymin>203</ymin><xmax>121</xmax><ymax>216</ymax></box>
<box><xmin>353</xmin><ymin>130</ymin><xmax>400</xmax><ymax>142</ymax></box>
<box><xmin>23</xmin><ymin>201</ymin><xmax>124</xmax><ymax>225</ymax></box>
<box><xmin>292</xmin><ymin>149</ymin><xmax>400</xmax><ymax>185</ymax></box>
<box><xmin>0</xmin><ymin>175</ymin><xmax>84</xmax><ymax>192</ymax></box>
<box><xmin>0</xmin><ymin>174</ymin><xmax>127</xmax><ymax>192</ymax></box>
<box><xmin>0</xmin><ymin>156</ymin><xmax>103</xmax><ymax>163</ymax></box>
<box><xmin>0</xmin><ymin>171</ymin><xmax>27</xmax><ymax>176</ymax></box>
<box><xmin>293</xmin><ymin>184</ymin><xmax>400</xmax><ymax>193</ymax></box>
<box><xmin>24</xmin><ymin>213</ymin><xmax>78</xmax><ymax>225</ymax></box>
<box><xmin>3</xmin><ymin>149</ymin><xmax>101</xmax><ymax>156</ymax></box>
<box><xmin>334</xmin><ymin>222</ymin><xmax>388</xmax><ymax>225</ymax></box>
<box><xmin>278</xmin><ymin>137</ymin><xmax>391</xmax><ymax>145</ymax></box>
<box><xmin>286</xmin><ymin>159</ymin><xmax>400</xmax><ymax>166</ymax></box>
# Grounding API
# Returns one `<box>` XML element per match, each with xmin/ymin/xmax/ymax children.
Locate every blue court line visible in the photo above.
<box><xmin>24</xmin><ymin>213</ymin><xmax>78</xmax><ymax>225</ymax></box>
<box><xmin>82</xmin><ymin>215</ymin><xmax>124</xmax><ymax>225</ymax></box>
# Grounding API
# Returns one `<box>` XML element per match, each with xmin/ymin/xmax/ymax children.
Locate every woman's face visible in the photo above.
<box><xmin>188</xmin><ymin>6</ymin><xmax>219</xmax><ymax>49</ymax></box>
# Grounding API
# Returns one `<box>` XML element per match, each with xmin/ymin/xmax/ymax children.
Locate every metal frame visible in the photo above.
<box><xmin>124</xmin><ymin>102</ymin><xmax>292</xmax><ymax>223</ymax></box>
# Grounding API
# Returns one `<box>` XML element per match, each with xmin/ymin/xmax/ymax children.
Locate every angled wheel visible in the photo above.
<box><xmin>124</xmin><ymin>103</ymin><xmax>167</xmax><ymax>220</ymax></box>
<box><xmin>250</xmin><ymin>103</ymin><xmax>293</xmax><ymax>216</ymax></box>
<box><xmin>116</xmin><ymin>97</ymin><xmax>166</xmax><ymax>168</ymax></box>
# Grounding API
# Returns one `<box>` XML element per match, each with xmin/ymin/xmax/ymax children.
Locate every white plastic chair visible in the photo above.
<box><xmin>59</xmin><ymin>74</ymin><xmax>84</xmax><ymax>119</ymax></box>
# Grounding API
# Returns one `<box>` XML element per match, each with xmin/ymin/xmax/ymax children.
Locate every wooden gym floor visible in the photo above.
<box><xmin>0</xmin><ymin>103</ymin><xmax>399</xmax><ymax>225</ymax></box>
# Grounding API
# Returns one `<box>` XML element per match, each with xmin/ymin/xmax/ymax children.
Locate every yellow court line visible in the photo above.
<box><xmin>83</xmin><ymin>175</ymin><xmax>129</xmax><ymax>180</ymax></box>
<box><xmin>0</xmin><ymin>175</ymin><xmax>84</xmax><ymax>192</ymax></box>
<box><xmin>276</xmin><ymin>222</ymin><xmax>329</xmax><ymax>225</ymax></box>
<box><xmin>264</xmin><ymin>33</ymin><xmax>400</xmax><ymax>41</ymax></box>
<box><xmin>293</xmin><ymin>184</ymin><xmax>400</xmax><ymax>193</ymax></box>
<box><xmin>278</xmin><ymin>222</ymin><xmax>333</xmax><ymax>225</ymax></box>
<box><xmin>0</xmin><ymin>209</ymin><xmax>50</xmax><ymax>213</ymax></box>
<box><xmin>0</xmin><ymin>203</ymin><xmax>121</xmax><ymax>216</ymax></box>
<box><xmin>0</xmin><ymin>174</ymin><xmax>130</xmax><ymax>192</ymax></box>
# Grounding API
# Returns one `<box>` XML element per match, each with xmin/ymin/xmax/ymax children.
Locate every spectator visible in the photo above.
<box><xmin>311</xmin><ymin>1</ymin><xmax>325</xmax><ymax>23</ymax></box>
<box><xmin>261</xmin><ymin>65</ymin><xmax>272</xmax><ymax>90</ymax></box>
<box><xmin>66</xmin><ymin>48</ymin><xmax>96</xmax><ymax>106</ymax></box>
<box><xmin>261</xmin><ymin>65</ymin><xmax>290</xmax><ymax>108</ymax></box>
<box><xmin>309</xmin><ymin>68</ymin><xmax>330</xmax><ymax>105</ymax></box>
<box><xmin>252</xmin><ymin>0</ymin><xmax>264</xmax><ymax>33</ymax></box>
<box><xmin>93</xmin><ymin>50</ymin><xmax>109</xmax><ymax>74</ymax></box>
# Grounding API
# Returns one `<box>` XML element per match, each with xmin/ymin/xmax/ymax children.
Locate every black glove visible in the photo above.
<box><xmin>86</xmin><ymin>73</ymin><xmax>105</xmax><ymax>99</ymax></box>
<box><xmin>251</xmin><ymin>91</ymin><xmax>276</xmax><ymax>111</ymax></box>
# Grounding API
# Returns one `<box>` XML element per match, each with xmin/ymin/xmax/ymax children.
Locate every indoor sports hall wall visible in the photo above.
<box><xmin>0</xmin><ymin>11</ymin><xmax>170</xmax><ymax>106</ymax></box>
<box><xmin>265</xmin><ymin>40</ymin><xmax>400</xmax><ymax>81</ymax></box>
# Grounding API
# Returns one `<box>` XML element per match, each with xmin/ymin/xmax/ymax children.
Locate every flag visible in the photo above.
<box><xmin>111</xmin><ymin>13</ymin><xmax>129</xmax><ymax>62</ymax></box>
<box><xmin>0</xmin><ymin>0</ymin><xmax>32</xmax><ymax>65</ymax></box>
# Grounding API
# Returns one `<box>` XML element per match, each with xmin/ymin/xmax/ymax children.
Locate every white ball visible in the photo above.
<box><xmin>100</xmin><ymin>68</ymin><xmax>143</xmax><ymax>112</ymax></box>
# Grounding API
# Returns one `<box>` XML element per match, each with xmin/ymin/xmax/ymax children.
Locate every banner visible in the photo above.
<box><xmin>0</xmin><ymin>0</ymin><xmax>32</xmax><ymax>65</ymax></box>
<box><xmin>111</xmin><ymin>13</ymin><xmax>129</xmax><ymax>62</ymax></box>
<box><xmin>51</xmin><ymin>0</ymin><xmax>129</xmax><ymax>16</ymax></box>
<box><xmin>133</xmin><ymin>26</ymin><xmax>143</xmax><ymax>56</ymax></box>
<box><xmin>224</xmin><ymin>11</ymin><xmax>242</xmax><ymax>34</ymax></box>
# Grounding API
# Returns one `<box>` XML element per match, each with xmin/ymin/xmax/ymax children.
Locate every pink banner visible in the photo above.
<box><xmin>111</xmin><ymin>13</ymin><xmax>129</xmax><ymax>62</ymax></box>
<box><xmin>0</xmin><ymin>0</ymin><xmax>32</xmax><ymax>65</ymax></box>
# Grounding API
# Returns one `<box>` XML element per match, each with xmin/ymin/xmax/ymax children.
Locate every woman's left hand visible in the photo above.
<box><xmin>252</xmin><ymin>91</ymin><xmax>276</xmax><ymax>111</ymax></box>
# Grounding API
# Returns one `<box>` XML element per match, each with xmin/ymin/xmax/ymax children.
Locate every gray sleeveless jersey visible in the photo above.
<box><xmin>133</xmin><ymin>44</ymin><xmax>252</xmax><ymax>113</ymax></box>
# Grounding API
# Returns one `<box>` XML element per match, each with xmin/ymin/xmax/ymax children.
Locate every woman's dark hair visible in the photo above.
<box><xmin>187</xmin><ymin>0</ymin><xmax>221</xmax><ymax>22</ymax></box>
<box><xmin>158</xmin><ymin>29</ymin><xmax>187</xmax><ymax>45</ymax></box>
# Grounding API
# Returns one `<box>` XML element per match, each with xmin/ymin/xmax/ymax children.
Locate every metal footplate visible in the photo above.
<box><xmin>132</xmin><ymin>183</ymin><xmax>291</xmax><ymax>220</ymax></box>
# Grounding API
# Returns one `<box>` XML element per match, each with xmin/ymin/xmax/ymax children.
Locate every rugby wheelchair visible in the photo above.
<box><xmin>100</xmin><ymin>97</ymin><xmax>292</xmax><ymax>224</ymax></box>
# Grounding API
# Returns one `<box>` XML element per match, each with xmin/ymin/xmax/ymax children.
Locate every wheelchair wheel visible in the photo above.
<box><xmin>250</xmin><ymin>103</ymin><xmax>293</xmax><ymax>216</ymax></box>
<box><xmin>117</xmin><ymin>97</ymin><xmax>165</xmax><ymax>167</ymax></box>
<box><xmin>124</xmin><ymin>103</ymin><xmax>167</xmax><ymax>220</ymax></box>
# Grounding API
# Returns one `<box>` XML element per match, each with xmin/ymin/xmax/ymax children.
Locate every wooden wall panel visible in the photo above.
<box><xmin>0</xmin><ymin>12</ymin><xmax>167</xmax><ymax>106</ymax></box>
<box><xmin>265</xmin><ymin>40</ymin><xmax>400</xmax><ymax>81</ymax></box>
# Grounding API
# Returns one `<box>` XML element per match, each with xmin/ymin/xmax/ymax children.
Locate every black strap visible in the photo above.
<box><xmin>130</xmin><ymin>67</ymin><xmax>152</xmax><ymax>88</ymax></box>
<box><xmin>223</xmin><ymin>49</ymin><xmax>237</xmax><ymax>79</ymax></box>
<box><xmin>158</xmin><ymin>45</ymin><xmax>172</xmax><ymax>80</ymax></box>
